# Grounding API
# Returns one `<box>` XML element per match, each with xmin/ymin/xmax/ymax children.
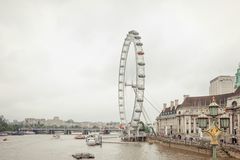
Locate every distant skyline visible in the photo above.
<box><xmin>9</xmin><ymin>116</ymin><xmax>120</xmax><ymax>123</ymax></box>
<box><xmin>1</xmin><ymin>0</ymin><xmax>240</xmax><ymax>122</ymax></box>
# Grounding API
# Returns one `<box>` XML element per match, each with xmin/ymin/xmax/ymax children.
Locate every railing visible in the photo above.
<box><xmin>151</xmin><ymin>136</ymin><xmax>212</xmax><ymax>149</ymax></box>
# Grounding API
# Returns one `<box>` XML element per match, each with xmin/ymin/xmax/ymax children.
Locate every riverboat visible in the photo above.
<box><xmin>74</xmin><ymin>134</ymin><xmax>85</xmax><ymax>139</ymax></box>
<box><xmin>72</xmin><ymin>153</ymin><xmax>95</xmax><ymax>159</ymax></box>
<box><xmin>0</xmin><ymin>132</ymin><xmax>8</xmax><ymax>136</ymax></box>
<box><xmin>24</xmin><ymin>131</ymin><xmax>35</xmax><ymax>135</ymax></box>
<box><xmin>86</xmin><ymin>134</ymin><xmax>102</xmax><ymax>146</ymax></box>
<box><xmin>52</xmin><ymin>134</ymin><xmax>60</xmax><ymax>139</ymax></box>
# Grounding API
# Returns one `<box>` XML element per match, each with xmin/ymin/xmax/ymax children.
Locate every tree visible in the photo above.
<box><xmin>0</xmin><ymin>116</ymin><xmax>9</xmax><ymax>131</ymax></box>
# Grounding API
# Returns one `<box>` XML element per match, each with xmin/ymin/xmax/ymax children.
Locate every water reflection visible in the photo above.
<box><xmin>0</xmin><ymin>135</ymin><xmax>236</xmax><ymax>160</ymax></box>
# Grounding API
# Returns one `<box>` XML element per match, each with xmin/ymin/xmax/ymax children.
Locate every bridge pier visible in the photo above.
<box><xmin>82</xmin><ymin>130</ymin><xmax>89</xmax><ymax>135</ymax></box>
<box><xmin>64</xmin><ymin>130</ymin><xmax>72</xmax><ymax>135</ymax></box>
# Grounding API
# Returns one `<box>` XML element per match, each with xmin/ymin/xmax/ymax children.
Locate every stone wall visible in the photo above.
<box><xmin>153</xmin><ymin>138</ymin><xmax>211</xmax><ymax>156</ymax></box>
<box><xmin>221</xmin><ymin>145</ymin><xmax>240</xmax><ymax>159</ymax></box>
<box><xmin>150</xmin><ymin>137</ymin><xmax>240</xmax><ymax>159</ymax></box>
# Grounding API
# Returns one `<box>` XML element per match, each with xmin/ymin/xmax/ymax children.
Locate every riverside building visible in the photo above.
<box><xmin>156</xmin><ymin>64</ymin><xmax>240</xmax><ymax>143</ymax></box>
<box><xmin>156</xmin><ymin>100</ymin><xmax>179</xmax><ymax>136</ymax></box>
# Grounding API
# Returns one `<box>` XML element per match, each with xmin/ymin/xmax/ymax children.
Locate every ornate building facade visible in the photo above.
<box><xmin>156</xmin><ymin>101</ymin><xmax>178</xmax><ymax>136</ymax></box>
<box><xmin>157</xmin><ymin>89</ymin><xmax>240</xmax><ymax>142</ymax></box>
<box><xmin>156</xmin><ymin>65</ymin><xmax>240</xmax><ymax>143</ymax></box>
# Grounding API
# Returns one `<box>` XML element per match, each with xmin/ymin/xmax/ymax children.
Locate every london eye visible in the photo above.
<box><xmin>118</xmin><ymin>30</ymin><xmax>145</xmax><ymax>139</ymax></box>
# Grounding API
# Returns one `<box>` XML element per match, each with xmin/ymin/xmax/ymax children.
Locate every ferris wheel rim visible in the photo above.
<box><xmin>118</xmin><ymin>30</ymin><xmax>145</xmax><ymax>130</ymax></box>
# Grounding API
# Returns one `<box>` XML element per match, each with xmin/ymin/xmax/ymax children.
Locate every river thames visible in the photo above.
<box><xmin>0</xmin><ymin>135</ymin><xmax>236</xmax><ymax>160</ymax></box>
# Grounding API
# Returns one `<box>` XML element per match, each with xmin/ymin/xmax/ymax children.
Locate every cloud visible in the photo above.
<box><xmin>0</xmin><ymin>0</ymin><xmax>240</xmax><ymax>122</ymax></box>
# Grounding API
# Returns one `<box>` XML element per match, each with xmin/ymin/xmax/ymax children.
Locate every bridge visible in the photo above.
<box><xmin>19</xmin><ymin>127</ymin><xmax>121</xmax><ymax>134</ymax></box>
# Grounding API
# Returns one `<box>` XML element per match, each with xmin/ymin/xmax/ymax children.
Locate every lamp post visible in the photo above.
<box><xmin>197</xmin><ymin>97</ymin><xmax>230</xmax><ymax>160</ymax></box>
<box><xmin>220</xmin><ymin>114</ymin><xmax>230</xmax><ymax>145</ymax></box>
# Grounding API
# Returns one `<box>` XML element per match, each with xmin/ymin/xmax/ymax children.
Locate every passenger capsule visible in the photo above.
<box><xmin>138</xmin><ymin>87</ymin><xmax>145</xmax><ymax>90</ymax></box>
<box><xmin>138</xmin><ymin>74</ymin><xmax>145</xmax><ymax>78</ymax></box>
<box><xmin>133</xmin><ymin>118</ymin><xmax>140</xmax><ymax>121</ymax></box>
<box><xmin>129</xmin><ymin>30</ymin><xmax>139</xmax><ymax>35</ymax></box>
<box><xmin>137</xmin><ymin>99</ymin><xmax>143</xmax><ymax>102</ymax></box>
<box><xmin>137</xmin><ymin>51</ymin><xmax>144</xmax><ymax>55</ymax></box>
<box><xmin>137</xmin><ymin>62</ymin><xmax>145</xmax><ymax>66</ymax></box>
<box><xmin>136</xmin><ymin>42</ymin><xmax>143</xmax><ymax>46</ymax></box>
<box><xmin>134</xmin><ymin>36</ymin><xmax>141</xmax><ymax>40</ymax></box>
<box><xmin>135</xmin><ymin>108</ymin><xmax>142</xmax><ymax>112</ymax></box>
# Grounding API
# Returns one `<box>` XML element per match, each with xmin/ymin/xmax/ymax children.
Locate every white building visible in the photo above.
<box><xmin>45</xmin><ymin>116</ymin><xmax>64</xmax><ymax>127</ymax></box>
<box><xmin>156</xmin><ymin>88</ymin><xmax>240</xmax><ymax>143</ymax></box>
<box><xmin>209</xmin><ymin>76</ymin><xmax>235</xmax><ymax>95</ymax></box>
<box><xmin>226</xmin><ymin>94</ymin><xmax>240</xmax><ymax>137</ymax></box>
<box><xmin>24</xmin><ymin>118</ymin><xmax>46</xmax><ymax>126</ymax></box>
<box><xmin>156</xmin><ymin>100</ymin><xmax>179</xmax><ymax>136</ymax></box>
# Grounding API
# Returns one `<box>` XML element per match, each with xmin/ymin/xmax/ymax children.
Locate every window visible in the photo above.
<box><xmin>232</xmin><ymin>101</ymin><xmax>237</xmax><ymax>108</ymax></box>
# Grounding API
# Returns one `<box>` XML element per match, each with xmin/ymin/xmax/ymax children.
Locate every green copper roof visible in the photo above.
<box><xmin>235</xmin><ymin>63</ymin><xmax>240</xmax><ymax>88</ymax></box>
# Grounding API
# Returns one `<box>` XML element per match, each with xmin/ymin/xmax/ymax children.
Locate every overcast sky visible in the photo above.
<box><xmin>1</xmin><ymin>0</ymin><xmax>240</xmax><ymax>122</ymax></box>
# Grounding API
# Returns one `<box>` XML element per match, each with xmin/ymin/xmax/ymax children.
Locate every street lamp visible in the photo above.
<box><xmin>209</xmin><ymin>97</ymin><xmax>219</xmax><ymax>117</ymax></box>
<box><xmin>197</xmin><ymin>97</ymin><xmax>229</xmax><ymax>160</ymax></box>
<box><xmin>220</xmin><ymin>114</ymin><xmax>230</xmax><ymax>145</ymax></box>
<box><xmin>220</xmin><ymin>115</ymin><xmax>230</xmax><ymax>130</ymax></box>
<box><xmin>197</xmin><ymin>113</ymin><xmax>208</xmax><ymax>129</ymax></box>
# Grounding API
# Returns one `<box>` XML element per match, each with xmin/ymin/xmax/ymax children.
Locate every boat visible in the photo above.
<box><xmin>24</xmin><ymin>131</ymin><xmax>35</xmax><ymax>135</ymax></box>
<box><xmin>86</xmin><ymin>134</ymin><xmax>102</xmax><ymax>146</ymax></box>
<box><xmin>74</xmin><ymin>134</ymin><xmax>85</xmax><ymax>139</ymax></box>
<box><xmin>11</xmin><ymin>131</ymin><xmax>24</xmax><ymax>136</ymax></box>
<box><xmin>148</xmin><ymin>140</ymin><xmax>154</xmax><ymax>144</ymax></box>
<box><xmin>86</xmin><ymin>136</ymin><xmax>96</xmax><ymax>146</ymax></box>
<box><xmin>72</xmin><ymin>153</ymin><xmax>95</xmax><ymax>159</ymax></box>
<box><xmin>52</xmin><ymin>134</ymin><xmax>60</xmax><ymax>139</ymax></box>
<box><xmin>0</xmin><ymin>132</ymin><xmax>8</xmax><ymax>136</ymax></box>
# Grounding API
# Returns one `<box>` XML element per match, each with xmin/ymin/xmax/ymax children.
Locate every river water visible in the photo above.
<box><xmin>0</xmin><ymin>135</ymin><xmax>235</xmax><ymax>160</ymax></box>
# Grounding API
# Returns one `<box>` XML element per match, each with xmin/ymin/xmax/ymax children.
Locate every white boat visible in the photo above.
<box><xmin>86</xmin><ymin>134</ymin><xmax>102</xmax><ymax>146</ymax></box>
<box><xmin>71</xmin><ymin>132</ymin><xmax>83</xmax><ymax>135</ymax></box>
<box><xmin>86</xmin><ymin>136</ymin><xmax>96</xmax><ymax>146</ymax></box>
<box><xmin>24</xmin><ymin>131</ymin><xmax>35</xmax><ymax>135</ymax></box>
<box><xmin>74</xmin><ymin>134</ymin><xmax>85</xmax><ymax>139</ymax></box>
<box><xmin>0</xmin><ymin>132</ymin><xmax>8</xmax><ymax>136</ymax></box>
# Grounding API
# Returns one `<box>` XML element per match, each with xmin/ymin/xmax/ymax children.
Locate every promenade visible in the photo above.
<box><xmin>150</xmin><ymin>136</ymin><xmax>240</xmax><ymax>159</ymax></box>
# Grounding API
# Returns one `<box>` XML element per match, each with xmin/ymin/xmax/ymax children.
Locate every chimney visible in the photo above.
<box><xmin>183</xmin><ymin>95</ymin><xmax>189</xmax><ymax>100</ymax></box>
<box><xmin>170</xmin><ymin>101</ymin><xmax>174</xmax><ymax>108</ymax></box>
<box><xmin>175</xmin><ymin>99</ymin><xmax>179</xmax><ymax>107</ymax></box>
<box><xmin>163</xmin><ymin>103</ymin><xmax>167</xmax><ymax>110</ymax></box>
